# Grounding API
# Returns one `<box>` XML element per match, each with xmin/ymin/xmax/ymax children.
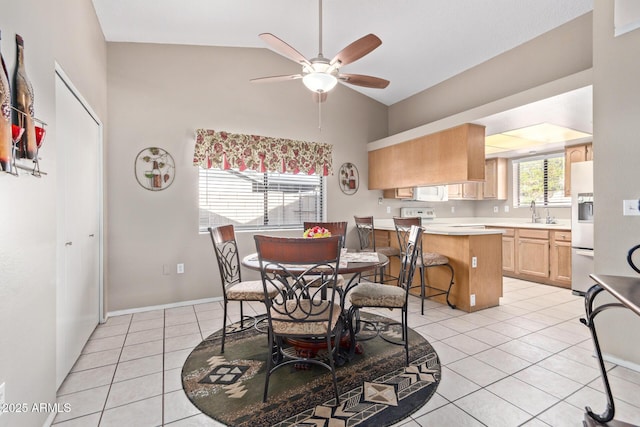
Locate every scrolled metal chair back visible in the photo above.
<box><xmin>209</xmin><ymin>225</ymin><xmax>242</xmax><ymax>293</ymax></box>
<box><xmin>354</xmin><ymin>216</ymin><xmax>375</xmax><ymax>250</ymax></box>
<box><xmin>254</xmin><ymin>235</ymin><xmax>343</xmax><ymax>329</ymax></box>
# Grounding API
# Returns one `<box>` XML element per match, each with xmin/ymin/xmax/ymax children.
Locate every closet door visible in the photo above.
<box><xmin>55</xmin><ymin>72</ymin><xmax>102</xmax><ymax>388</ymax></box>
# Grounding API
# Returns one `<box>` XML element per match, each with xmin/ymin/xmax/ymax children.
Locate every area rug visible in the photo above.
<box><xmin>182</xmin><ymin>312</ymin><xmax>440</xmax><ymax>427</ymax></box>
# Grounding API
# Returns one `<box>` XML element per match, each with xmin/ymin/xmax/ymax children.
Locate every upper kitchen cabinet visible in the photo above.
<box><xmin>564</xmin><ymin>143</ymin><xmax>593</xmax><ymax>196</ymax></box>
<box><xmin>482</xmin><ymin>158</ymin><xmax>508</xmax><ymax>199</ymax></box>
<box><xmin>448</xmin><ymin>182</ymin><xmax>482</xmax><ymax>200</ymax></box>
<box><xmin>368</xmin><ymin>123</ymin><xmax>486</xmax><ymax>190</ymax></box>
<box><xmin>448</xmin><ymin>157</ymin><xmax>507</xmax><ymax>200</ymax></box>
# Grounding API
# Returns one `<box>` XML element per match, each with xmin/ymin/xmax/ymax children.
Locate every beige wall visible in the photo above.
<box><xmin>105</xmin><ymin>42</ymin><xmax>388</xmax><ymax>311</ymax></box>
<box><xmin>388</xmin><ymin>12</ymin><xmax>593</xmax><ymax>134</ymax></box>
<box><xmin>0</xmin><ymin>0</ymin><xmax>107</xmax><ymax>426</ymax></box>
<box><xmin>591</xmin><ymin>1</ymin><xmax>640</xmax><ymax>364</ymax></box>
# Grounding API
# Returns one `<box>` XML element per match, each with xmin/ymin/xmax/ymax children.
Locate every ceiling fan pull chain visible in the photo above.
<box><xmin>318</xmin><ymin>95</ymin><xmax>322</xmax><ymax>130</ymax></box>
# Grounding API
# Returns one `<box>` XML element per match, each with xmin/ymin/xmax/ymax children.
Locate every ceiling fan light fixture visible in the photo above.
<box><xmin>302</xmin><ymin>72</ymin><xmax>338</xmax><ymax>93</ymax></box>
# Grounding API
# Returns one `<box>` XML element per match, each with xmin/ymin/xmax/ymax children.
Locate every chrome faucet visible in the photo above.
<box><xmin>545</xmin><ymin>208</ymin><xmax>556</xmax><ymax>224</ymax></box>
<box><xmin>530</xmin><ymin>200</ymin><xmax>538</xmax><ymax>223</ymax></box>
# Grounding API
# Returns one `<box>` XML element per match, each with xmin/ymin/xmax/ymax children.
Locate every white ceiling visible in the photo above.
<box><xmin>91</xmin><ymin>0</ymin><xmax>593</xmax><ymax>106</ymax></box>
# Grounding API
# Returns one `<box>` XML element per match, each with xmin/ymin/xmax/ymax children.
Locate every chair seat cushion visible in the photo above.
<box><xmin>348</xmin><ymin>282</ymin><xmax>406</xmax><ymax>308</ymax></box>
<box><xmin>377</xmin><ymin>246</ymin><xmax>401</xmax><ymax>257</ymax></box>
<box><xmin>271</xmin><ymin>300</ymin><xmax>341</xmax><ymax>335</ymax></box>
<box><xmin>227</xmin><ymin>280</ymin><xmax>280</xmax><ymax>300</ymax></box>
<box><xmin>421</xmin><ymin>252</ymin><xmax>449</xmax><ymax>266</ymax></box>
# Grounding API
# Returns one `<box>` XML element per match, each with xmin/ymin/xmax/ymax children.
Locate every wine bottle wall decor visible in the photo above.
<box><xmin>134</xmin><ymin>147</ymin><xmax>176</xmax><ymax>191</ymax></box>
<box><xmin>14</xmin><ymin>34</ymin><xmax>36</xmax><ymax>160</ymax></box>
<box><xmin>0</xmin><ymin>30</ymin><xmax>11</xmax><ymax>172</ymax></box>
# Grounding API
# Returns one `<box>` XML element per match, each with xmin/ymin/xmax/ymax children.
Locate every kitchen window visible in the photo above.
<box><xmin>199</xmin><ymin>168</ymin><xmax>324</xmax><ymax>232</ymax></box>
<box><xmin>513</xmin><ymin>153</ymin><xmax>570</xmax><ymax>207</ymax></box>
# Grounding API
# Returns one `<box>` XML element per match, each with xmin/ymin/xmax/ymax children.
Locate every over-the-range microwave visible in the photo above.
<box><xmin>406</xmin><ymin>185</ymin><xmax>448</xmax><ymax>202</ymax></box>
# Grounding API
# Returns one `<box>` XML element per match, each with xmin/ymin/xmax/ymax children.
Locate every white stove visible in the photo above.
<box><xmin>400</xmin><ymin>207</ymin><xmax>436</xmax><ymax>221</ymax></box>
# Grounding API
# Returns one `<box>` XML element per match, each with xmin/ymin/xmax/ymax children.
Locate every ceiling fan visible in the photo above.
<box><xmin>251</xmin><ymin>0</ymin><xmax>390</xmax><ymax>102</ymax></box>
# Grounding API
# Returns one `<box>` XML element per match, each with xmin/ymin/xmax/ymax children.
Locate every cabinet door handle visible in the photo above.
<box><xmin>65</xmin><ymin>241</ymin><xmax>73</xmax><ymax>246</ymax></box>
<box><xmin>89</xmin><ymin>234</ymin><xmax>95</xmax><ymax>237</ymax></box>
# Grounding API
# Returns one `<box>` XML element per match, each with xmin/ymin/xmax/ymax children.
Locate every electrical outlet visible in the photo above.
<box><xmin>451</xmin><ymin>206</ymin><xmax>455</xmax><ymax>213</ymax></box>
<box><xmin>471</xmin><ymin>256</ymin><xmax>478</xmax><ymax>268</ymax></box>
<box><xmin>493</xmin><ymin>206</ymin><xmax>499</xmax><ymax>213</ymax></box>
<box><xmin>177</xmin><ymin>263</ymin><xmax>185</xmax><ymax>274</ymax></box>
<box><xmin>623</xmin><ymin>199</ymin><xmax>640</xmax><ymax>216</ymax></box>
<box><xmin>470</xmin><ymin>294</ymin><xmax>476</xmax><ymax>306</ymax></box>
<box><xmin>386</xmin><ymin>206</ymin><xmax>391</xmax><ymax>214</ymax></box>
<box><xmin>504</xmin><ymin>205</ymin><xmax>510</xmax><ymax>213</ymax></box>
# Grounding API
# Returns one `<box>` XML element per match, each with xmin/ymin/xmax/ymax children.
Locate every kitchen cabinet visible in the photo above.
<box><xmin>489</xmin><ymin>225</ymin><xmax>572</xmax><ymax>287</ymax></box>
<box><xmin>500</xmin><ymin>227</ymin><xmax>515</xmax><ymax>273</ymax></box>
<box><xmin>368</xmin><ymin>123</ymin><xmax>486</xmax><ymax>190</ymax></box>
<box><xmin>482</xmin><ymin>158</ymin><xmax>508</xmax><ymax>200</ymax></box>
<box><xmin>382</xmin><ymin>187</ymin><xmax>413</xmax><ymax>199</ymax></box>
<box><xmin>564</xmin><ymin>143</ymin><xmax>593</xmax><ymax>196</ymax></box>
<box><xmin>448</xmin><ymin>182</ymin><xmax>481</xmax><ymax>200</ymax></box>
<box><xmin>550</xmin><ymin>230</ymin><xmax>572</xmax><ymax>287</ymax></box>
<box><xmin>516</xmin><ymin>229</ymin><xmax>550</xmax><ymax>278</ymax></box>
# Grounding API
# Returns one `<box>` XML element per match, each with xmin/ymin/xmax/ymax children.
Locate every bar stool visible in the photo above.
<box><xmin>393</xmin><ymin>217</ymin><xmax>456</xmax><ymax>313</ymax></box>
<box><xmin>353</xmin><ymin>216</ymin><xmax>401</xmax><ymax>284</ymax></box>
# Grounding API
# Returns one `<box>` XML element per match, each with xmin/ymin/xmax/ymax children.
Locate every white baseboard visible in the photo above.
<box><xmin>105</xmin><ymin>296</ymin><xmax>223</xmax><ymax>320</ymax></box>
<box><xmin>603</xmin><ymin>352</ymin><xmax>640</xmax><ymax>373</ymax></box>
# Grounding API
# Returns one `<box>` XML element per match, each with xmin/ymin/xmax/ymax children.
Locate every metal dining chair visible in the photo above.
<box><xmin>393</xmin><ymin>217</ymin><xmax>456</xmax><ymax>314</ymax></box>
<box><xmin>208</xmin><ymin>225</ymin><xmax>281</xmax><ymax>353</ymax></box>
<box><xmin>353</xmin><ymin>216</ymin><xmax>401</xmax><ymax>284</ymax></box>
<box><xmin>347</xmin><ymin>225</ymin><xmax>423</xmax><ymax>366</ymax></box>
<box><xmin>254</xmin><ymin>234</ymin><xmax>344</xmax><ymax>404</ymax></box>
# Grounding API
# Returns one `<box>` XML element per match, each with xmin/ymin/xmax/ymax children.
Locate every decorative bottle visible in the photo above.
<box><xmin>348</xmin><ymin>169</ymin><xmax>356</xmax><ymax>190</ymax></box>
<box><xmin>0</xmin><ymin>30</ymin><xmax>11</xmax><ymax>171</ymax></box>
<box><xmin>14</xmin><ymin>34</ymin><xmax>36</xmax><ymax>160</ymax></box>
<box><xmin>152</xmin><ymin>161</ymin><xmax>162</xmax><ymax>188</ymax></box>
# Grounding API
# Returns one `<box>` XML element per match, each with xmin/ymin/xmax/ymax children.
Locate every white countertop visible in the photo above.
<box><xmin>374</xmin><ymin>217</ymin><xmax>570</xmax><ymax>236</ymax></box>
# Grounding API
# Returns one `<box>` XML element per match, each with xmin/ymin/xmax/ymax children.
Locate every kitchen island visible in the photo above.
<box><xmin>374</xmin><ymin>220</ymin><xmax>504</xmax><ymax>312</ymax></box>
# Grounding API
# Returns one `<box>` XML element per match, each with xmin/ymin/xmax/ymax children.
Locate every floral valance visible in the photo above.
<box><xmin>193</xmin><ymin>129</ymin><xmax>333</xmax><ymax>176</ymax></box>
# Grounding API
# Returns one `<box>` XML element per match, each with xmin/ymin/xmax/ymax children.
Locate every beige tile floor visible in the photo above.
<box><xmin>53</xmin><ymin>277</ymin><xmax>640</xmax><ymax>426</ymax></box>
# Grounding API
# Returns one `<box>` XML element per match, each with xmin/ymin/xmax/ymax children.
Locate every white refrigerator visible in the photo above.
<box><xmin>571</xmin><ymin>160</ymin><xmax>594</xmax><ymax>294</ymax></box>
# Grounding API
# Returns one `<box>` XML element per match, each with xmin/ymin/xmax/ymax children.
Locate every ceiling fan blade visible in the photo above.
<box><xmin>312</xmin><ymin>92</ymin><xmax>328</xmax><ymax>103</ymax></box>
<box><xmin>259</xmin><ymin>33</ymin><xmax>311</xmax><ymax>66</ymax></box>
<box><xmin>338</xmin><ymin>73</ymin><xmax>390</xmax><ymax>89</ymax></box>
<box><xmin>330</xmin><ymin>34</ymin><xmax>382</xmax><ymax>66</ymax></box>
<box><xmin>250</xmin><ymin>74</ymin><xmax>303</xmax><ymax>83</ymax></box>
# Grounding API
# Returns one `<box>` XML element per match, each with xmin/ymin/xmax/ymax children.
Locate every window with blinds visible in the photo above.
<box><xmin>512</xmin><ymin>153</ymin><xmax>570</xmax><ymax>207</ymax></box>
<box><xmin>199</xmin><ymin>168</ymin><xmax>324</xmax><ymax>231</ymax></box>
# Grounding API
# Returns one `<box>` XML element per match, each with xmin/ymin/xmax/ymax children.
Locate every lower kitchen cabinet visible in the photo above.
<box><xmin>516</xmin><ymin>229</ymin><xmax>550</xmax><ymax>278</ymax></box>
<box><xmin>501</xmin><ymin>228</ymin><xmax>515</xmax><ymax>273</ymax></box>
<box><xmin>550</xmin><ymin>230</ymin><xmax>572</xmax><ymax>287</ymax></box>
<box><xmin>488</xmin><ymin>226</ymin><xmax>571</xmax><ymax>288</ymax></box>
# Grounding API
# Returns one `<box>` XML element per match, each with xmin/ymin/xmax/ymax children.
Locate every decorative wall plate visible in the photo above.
<box><xmin>135</xmin><ymin>147</ymin><xmax>175</xmax><ymax>191</ymax></box>
<box><xmin>339</xmin><ymin>162</ymin><xmax>358</xmax><ymax>195</ymax></box>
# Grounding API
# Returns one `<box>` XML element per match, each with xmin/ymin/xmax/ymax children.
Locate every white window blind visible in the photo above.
<box><xmin>199</xmin><ymin>168</ymin><xmax>324</xmax><ymax>231</ymax></box>
<box><xmin>512</xmin><ymin>153</ymin><xmax>570</xmax><ymax>207</ymax></box>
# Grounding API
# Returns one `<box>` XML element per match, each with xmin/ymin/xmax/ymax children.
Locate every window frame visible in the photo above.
<box><xmin>198</xmin><ymin>168</ymin><xmax>327</xmax><ymax>233</ymax></box>
<box><xmin>512</xmin><ymin>152</ymin><xmax>571</xmax><ymax>208</ymax></box>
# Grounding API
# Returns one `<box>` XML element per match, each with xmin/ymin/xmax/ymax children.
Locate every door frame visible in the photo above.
<box><xmin>55</xmin><ymin>63</ymin><xmax>105</xmax><ymax>323</ymax></box>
